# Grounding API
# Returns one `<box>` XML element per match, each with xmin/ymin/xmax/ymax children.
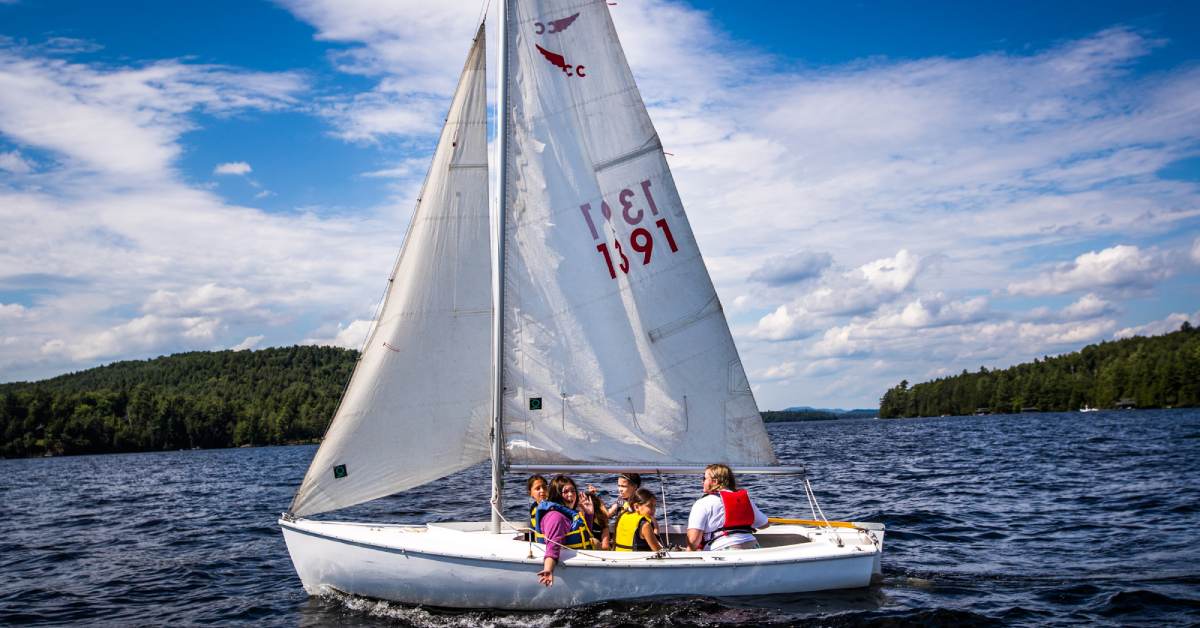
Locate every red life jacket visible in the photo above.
<box><xmin>719</xmin><ymin>489</ymin><xmax>755</xmax><ymax>531</ymax></box>
<box><xmin>704</xmin><ymin>489</ymin><xmax>756</xmax><ymax>547</ymax></box>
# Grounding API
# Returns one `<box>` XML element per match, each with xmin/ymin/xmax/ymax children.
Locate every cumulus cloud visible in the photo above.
<box><xmin>751</xmin><ymin>250</ymin><xmax>924</xmax><ymax>340</ymax></box>
<box><xmin>0</xmin><ymin>149</ymin><xmax>33</xmax><ymax>173</ymax></box>
<box><xmin>214</xmin><ymin>161</ymin><xmax>252</xmax><ymax>176</ymax></box>
<box><xmin>751</xmin><ymin>304</ymin><xmax>819</xmax><ymax>342</ymax></box>
<box><xmin>0</xmin><ymin>302</ymin><xmax>27</xmax><ymax>320</ymax></box>
<box><xmin>873</xmin><ymin>295</ymin><xmax>990</xmax><ymax>329</ymax></box>
<box><xmin>1061</xmin><ymin>293</ymin><xmax>1114</xmax><ymax>319</ymax></box>
<box><xmin>754</xmin><ymin>361</ymin><xmax>797</xmax><ymax>382</ymax></box>
<box><xmin>1007</xmin><ymin>245</ymin><xmax>1169</xmax><ymax>296</ymax></box>
<box><xmin>143</xmin><ymin>283</ymin><xmax>259</xmax><ymax>316</ymax></box>
<box><xmin>805</xmin><ymin>250</ymin><xmax>922</xmax><ymax>315</ymax></box>
<box><xmin>748</xmin><ymin>251</ymin><xmax>832</xmax><ymax>286</ymax></box>
<box><xmin>1114</xmin><ymin>311</ymin><xmax>1197</xmax><ymax>339</ymax></box>
<box><xmin>0</xmin><ymin>49</ymin><xmax>305</xmax><ymax>179</ymax></box>
<box><xmin>232</xmin><ymin>335</ymin><xmax>264</xmax><ymax>351</ymax></box>
<box><xmin>302</xmin><ymin>319</ymin><xmax>373</xmax><ymax>349</ymax></box>
<box><xmin>41</xmin><ymin>314</ymin><xmax>223</xmax><ymax>362</ymax></box>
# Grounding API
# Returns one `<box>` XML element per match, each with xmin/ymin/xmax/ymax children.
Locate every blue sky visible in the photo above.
<box><xmin>0</xmin><ymin>0</ymin><xmax>1197</xmax><ymax>409</ymax></box>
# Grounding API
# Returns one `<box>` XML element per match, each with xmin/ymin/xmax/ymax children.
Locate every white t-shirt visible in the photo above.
<box><xmin>687</xmin><ymin>492</ymin><xmax>768</xmax><ymax>550</ymax></box>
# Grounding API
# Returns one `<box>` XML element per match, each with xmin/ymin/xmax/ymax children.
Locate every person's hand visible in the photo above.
<box><xmin>537</xmin><ymin>569</ymin><xmax>554</xmax><ymax>587</ymax></box>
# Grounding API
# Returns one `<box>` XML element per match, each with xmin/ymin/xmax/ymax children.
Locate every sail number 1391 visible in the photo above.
<box><xmin>579</xmin><ymin>179</ymin><xmax>679</xmax><ymax>280</ymax></box>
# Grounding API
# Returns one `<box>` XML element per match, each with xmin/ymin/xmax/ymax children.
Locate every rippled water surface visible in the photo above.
<box><xmin>2</xmin><ymin>409</ymin><xmax>1198</xmax><ymax>626</ymax></box>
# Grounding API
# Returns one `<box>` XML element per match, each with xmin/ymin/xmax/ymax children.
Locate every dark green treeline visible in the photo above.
<box><xmin>878</xmin><ymin>323</ymin><xmax>1200</xmax><ymax>418</ymax></box>
<box><xmin>0</xmin><ymin>346</ymin><xmax>357</xmax><ymax>458</ymax></box>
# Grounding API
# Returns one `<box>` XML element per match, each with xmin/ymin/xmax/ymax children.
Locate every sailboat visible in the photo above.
<box><xmin>280</xmin><ymin>0</ymin><xmax>884</xmax><ymax>610</ymax></box>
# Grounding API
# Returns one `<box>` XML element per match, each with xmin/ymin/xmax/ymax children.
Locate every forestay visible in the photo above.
<box><xmin>290</xmin><ymin>28</ymin><xmax>492</xmax><ymax>518</ymax></box>
<box><xmin>500</xmin><ymin>0</ymin><xmax>777</xmax><ymax>467</ymax></box>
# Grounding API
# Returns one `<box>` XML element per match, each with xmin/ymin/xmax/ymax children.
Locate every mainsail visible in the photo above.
<box><xmin>290</xmin><ymin>27</ymin><xmax>492</xmax><ymax>518</ymax></box>
<box><xmin>499</xmin><ymin>0</ymin><xmax>777</xmax><ymax>466</ymax></box>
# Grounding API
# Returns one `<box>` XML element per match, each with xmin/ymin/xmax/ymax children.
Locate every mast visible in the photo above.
<box><xmin>489</xmin><ymin>0</ymin><xmax>511</xmax><ymax>534</ymax></box>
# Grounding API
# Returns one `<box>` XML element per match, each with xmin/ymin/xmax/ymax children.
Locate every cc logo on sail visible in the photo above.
<box><xmin>536</xmin><ymin>45</ymin><xmax>586</xmax><ymax>78</ymax></box>
<box><xmin>534</xmin><ymin>12</ymin><xmax>579</xmax><ymax>34</ymax></box>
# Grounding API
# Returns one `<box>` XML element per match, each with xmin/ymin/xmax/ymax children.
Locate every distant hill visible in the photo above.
<box><xmin>763</xmin><ymin>407</ymin><xmax>877</xmax><ymax>422</ymax></box>
<box><xmin>0</xmin><ymin>346</ymin><xmax>357</xmax><ymax>458</ymax></box>
<box><xmin>878</xmin><ymin>322</ymin><xmax>1200</xmax><ymax>418</ymax></box>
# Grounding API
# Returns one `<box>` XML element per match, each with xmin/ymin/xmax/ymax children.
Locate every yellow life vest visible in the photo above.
<box><xmin>614</xmin><ymin>511</ymin><xmax>653</xmax><ymax>551</ymax></box>
<box><xmin>529</xmin><ymin>501</ymin><xmax>545</xmax><ymax>543</ymax></box>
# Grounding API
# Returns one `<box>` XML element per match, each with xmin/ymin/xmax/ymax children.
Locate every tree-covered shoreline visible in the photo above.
<box><xmin>878</xmin><ymin>324</ymin><xmax>1200</xmax><ymax>418</ymax></box>
<box><xmin>0</xmin><ymin>346</ymin><xmax>356</xmax><ymax>458</ymax></box>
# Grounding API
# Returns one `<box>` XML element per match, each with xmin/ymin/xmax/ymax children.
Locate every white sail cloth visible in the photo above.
<box><xmin>290</xmin><ymin>29</ymin><xmax>493</xmax><ymax>518</ymax></box>
<box><xmin>500</xmin><ymin>0</ymin><xmax>777</xmax><ymax>466</ymax></box>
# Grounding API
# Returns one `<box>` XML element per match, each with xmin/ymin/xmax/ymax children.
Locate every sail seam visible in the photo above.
<box><xmin>647</xmin><ymin>294</ymin><xmax>721</xmax><ymax>343</ymax></box>
<box><xmin>517</xmin><ymin>84</ymin><xmax>641</xmax><ymax>131</ymax></box>
<box><xmin>592</xmin><ymin>137</ymin><xmax>662</xmax><ymax>173</ymax></box>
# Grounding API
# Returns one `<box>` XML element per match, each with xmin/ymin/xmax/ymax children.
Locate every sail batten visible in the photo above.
<box><xmin>290</xmin><ymin>27</ymin><xmax>493</xmax><ymax>518</ymax></box>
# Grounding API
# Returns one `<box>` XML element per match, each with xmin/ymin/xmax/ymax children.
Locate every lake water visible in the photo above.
<box><xmin>2</xmin><ymin>409</ymin><xmax>1198</xmax><ymax>626</ymax></box>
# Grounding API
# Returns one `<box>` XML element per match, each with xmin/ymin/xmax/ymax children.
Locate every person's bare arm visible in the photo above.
<box><xmin>537</xmin><ymin>557</ymin><xmax>556</xmax><ymax>586</ymax></box>
<box><xmin>687</xmin><ymin>528</ymin><xmax>704</xmax><ymax>551</ymax></box>
<box><xmin>643</xmin><ymin>523</ymin><xmax>663</xmax><ymax>551</ymax></box>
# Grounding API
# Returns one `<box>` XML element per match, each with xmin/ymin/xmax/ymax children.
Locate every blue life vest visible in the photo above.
<box><xmin>534</xmin><ymin>501</ymin><xmax>595</xmax><ymax>550</ymax></box>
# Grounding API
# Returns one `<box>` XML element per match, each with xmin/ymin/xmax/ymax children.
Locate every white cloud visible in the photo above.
<box><xmin>302</xmin><ymin>319</ymin><xmax>373</xmax><ymax>349</ymax></box>
<box><xmin>1114</xmin><ymin>311</ymin><xmax>1197</xmax><ymax>339</ymax></box>
<box><xmin>0</xmin><ymin>48</ymin><xmax>304</xmax><ymax>179</ymax></box>
<box><xmin>804</xmin><ymin>250</ymin><xmax>922</xmax><ymax>315</ymax></box>
<box><xmin>1007</xmin><ymin>245</ymin><xmax>1169</xmax><ymax>296</ymax></box>
<box><xmin>873</xmin><ymin>295</ymin><xmax>990</xmax><ymax>329</ymax></box>
<box><xmin>751</xmin><ymin>303</ymin><xmax>822</xmax><ymax>341</ymax></box>
<box><xmin>1061</xmin><ymin>293</ymin><xmax>1114</xmax><ymax>319</ymax></box>
<box><xmin>1191</xmin><ymin>237</ymin><xmax>1200</xmax><ymax>265</ymax></box>
<box><xmin>0</xmin><ymin>149</ymin><xmax>33</xmax><ymax>173</ymax></box>
<box><xmin>143</xmin><ymin>283</ymin><xmax>259</xmax><ymax>316</ymax></box>
<box><xmin>0</xmin><ymin>302</ymin><xmax>27</xmax><ymax>319</ymax></box>
<box><xmin>754</xmin><ymin>361</ymin><xmax>796</xmax><ymax>382</ymax></box>
<box><xmin>41</xmin><ymin>314</ymin><xmax>223</xmax><ymax>362</ymax></box>
<box><xmin>748</xmin><ymin>251</ymin><xmax>832</xmax><ymax>286</ymax></box>
<box><xmin>973</xmin><ymin>318</ymin><xmax>1117</xmax><ymax>348</ymax></box>
<box><xmin>214</xmin><ymin>161</ymin><xmax>252</xmax><ymax>176</ymax></box>
<box><xmin>232</xmin><ymin>335</ymin><xmax>264</xmax><ymax>351</ymax></box>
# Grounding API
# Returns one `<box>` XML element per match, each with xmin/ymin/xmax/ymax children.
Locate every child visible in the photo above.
<box><xmin>526</xmin><ymin>474</ymin><xmax>547</xmax><ymax>541</ymax></box>
<box><xmin>613</xmin><ymin>488</ymin><xmax>663</xmax><ymax>552</ymax></box>
<box><xmin>580</xmin><ymin>492</ymin><xmax>612</xmax><ymax>550</ymax></box>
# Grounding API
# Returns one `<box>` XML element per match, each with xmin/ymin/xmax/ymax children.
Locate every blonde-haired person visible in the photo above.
<box><xmin>686</xmin><ymin>463</ymin><xmax>769</xmax><ymax>551</ymax></box>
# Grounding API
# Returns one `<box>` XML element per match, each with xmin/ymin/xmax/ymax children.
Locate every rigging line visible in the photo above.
<box><xmin>476</xmin><ymin>0</ymin><xmax>492</xmax><ymax>29</ymax></box>
<box><xmin>657</xmin><ymin>471</ymin><xmax>670</xmax><ymax>547</ymax></box>
<box><xmin>803</xmin><ymin>476</ymin><xmax>842</xmax><ymax>548</ymax></box>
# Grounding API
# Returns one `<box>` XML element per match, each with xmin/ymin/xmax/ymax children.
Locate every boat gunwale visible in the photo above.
<box><xmin>280</xmin><ymin>519</ymin><xmax>878</xmax><ymax>569</ymax></box>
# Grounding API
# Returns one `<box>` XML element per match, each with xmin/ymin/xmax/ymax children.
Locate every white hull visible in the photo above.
<box><xmin>280</xmin><ymin>518</ymin><xmax>884</xmax><ymax>610</ymax></box>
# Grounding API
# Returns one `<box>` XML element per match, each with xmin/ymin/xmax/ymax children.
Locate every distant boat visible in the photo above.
<box><xmin>1079</xmin><ymin>405</ymin><xmax>1099</xmax><ymax>413</ymax></box>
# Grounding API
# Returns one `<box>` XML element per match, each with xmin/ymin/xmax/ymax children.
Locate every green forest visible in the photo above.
<box><xmin>878</xmin><ymin>323</ymin><xmax>1200</xmax><ymax>418</ymax></box>
<box><xmin>0</xmin><ymin>346</ymin><xmax>356</xmax><ymax>458</ymax></box>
